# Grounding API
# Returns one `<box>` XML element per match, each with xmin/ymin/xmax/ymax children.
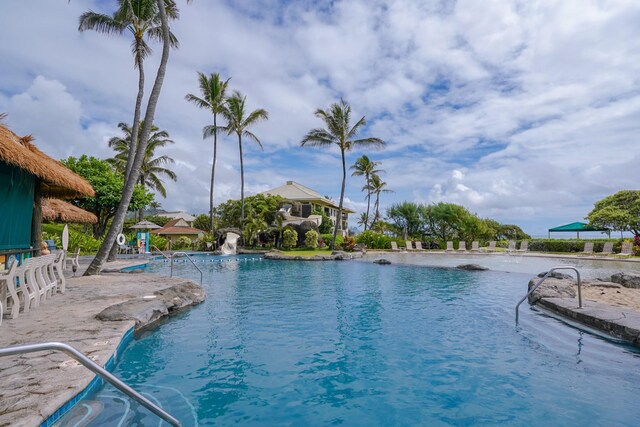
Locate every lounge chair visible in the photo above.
<box><xmin>620</xmin><ymin>242</ymin><xmax>633</xmax><ymax>256</ymax></box>
<box><xmin>390</xmin><ymin>241</ymin><xmax>400</xmax><ymax>252</ymax></box>
<box><xmin>414</xmin><ymin>241</ymin><xmax>425</xmax><ymax>251</ymax></box>
<box><xmin>471</xmin><ymin>241</ymin><xmax>480</xmax><ymax>252</ymax></box>
<box><xmin>582</xmin><ymin>242</ymin><xmax>594</xmax><ymax>255</ymax></box>
<box><xmin>405</xmin><ymin>240</ymin><xmax>414</xmax><ymax>251</ymax></box>
<box><xmin>600</xmin><ymin>242</ymin><xmax>613</xmax><ymax>255</ymax></box>
<box><xmin>507</xmin><ymin>240</ymin><xmax>516</xmax><ymax>253</ymax></box>
<box><xmin>458</xmin><ymin>241</ymin><xmax>467</xmax><ymax>252</ymax></box>
<box><xmin>486</xmin><ymin>241</ymin><xmax>497</xmax><ymax>252</ymax></box>
<box><xmin>1</xmin><ymin>261</ymin><xmax>21</xmax><ymax>319</ymax></box>
<box><xmin>445</xmin><ymin>241</ymin><xmax>454</xmax><ymax>252</ymax></box>
<box><xmin>517</xmin><ymin>241</ymin><xmax>529</xmax><ymax>253</ymax></box>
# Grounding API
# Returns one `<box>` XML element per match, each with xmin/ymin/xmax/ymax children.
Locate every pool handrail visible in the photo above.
<box><xmin>150</xmin><ymin>245</ymin><xmax>171</xmax><ymax>260</ymax></box>
<box><xmin>516</xmin><ymin>266</ymin><xmax>582</xmax><ymax>323</ymax></box>
<box><xmin>170</xmin><ymin>251</ymin><xmax>203</xmax><ymax>285</ymax></box>
<box><xmin>0</xmin><ymin>342</ymin><xmax>181</xmax><ymax>426</ymax></box>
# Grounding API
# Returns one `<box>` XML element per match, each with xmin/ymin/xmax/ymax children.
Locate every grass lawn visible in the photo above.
<box><xmin>279</xmin><ymin>248</ymin><xmax>334</xmax><ymax>257</ymax></box>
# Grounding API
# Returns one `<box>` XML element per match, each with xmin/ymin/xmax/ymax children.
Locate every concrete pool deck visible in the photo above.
<box><xmin>0</xmin><ymin>266</ymin><xmax>204</xmax><ymax>426</ymax></box>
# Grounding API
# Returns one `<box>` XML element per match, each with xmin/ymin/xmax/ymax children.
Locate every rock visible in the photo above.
<box><xmin>96</xmin><ymin>282</ymin><xmax>205</xmax><ymax>329</ymax></box>
<box><xmin>289</xmin><ymin>221</ymin><xmax>320</xmax><ymax>246</ymax></box>
<box><xmin>527</xmin><ymin>278</ymin><xmax>577</xmax><ymax>304</ymax></box>
<box><xmin>456</xmin><ymin>264</ymin><xmax>488</xmax><ymax>271</ymax></box>
<box><xmin>373</xmin><ymin>259</ymin><xmax>391</xmax><ymax>265</ymax></box>
<box><xmin>610</xmin><ymin>272</ymin><xmax>640</xmax><ymax>289</ymax></box>
<box><xmin>537</xmin><ymin>271</ymin><xmax>573</xmax><ymax>279</ymax></box>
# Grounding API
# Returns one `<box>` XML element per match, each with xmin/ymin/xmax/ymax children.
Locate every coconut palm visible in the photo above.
<box><xmin>107</xmin><ymin>122</ymin><xmax>177</xmax><ymax>220</ymax></box>
<box><xmin>351</xmin><ymin>155</ymin><xmax>383</xmax><ymax>231</ymax></box>
<box><xmin>356</xmin><ymin>212</ymin><xmax>369</xmax><ymax>228</ymax></box>
<box><xmin>79</xmin><ymin>0</ymin><xmax>178</xmax><ymax>182</ymax></box>
<box><xmin>301</xmin><ymin>100</ymin><xmax>385</xmax><ymax>249</ymax></box>
<box><xmin>85</xmin><ymin>0</ymin><xmax>185</xmax><ymax>275</ymax></box>
<box><xmin>221</xmin><ymin>91</ymin><xmax>269</xmax><ymax>229</ymax></box>
<box><xmin>185</xmin><ymin>72</ymin><xmax>230</xmax><ymax>232</ymax></box>
<box><xmin>368</xmin><ymin>173</ymin><xmax>393</xmax><ymax>230</ymax></box>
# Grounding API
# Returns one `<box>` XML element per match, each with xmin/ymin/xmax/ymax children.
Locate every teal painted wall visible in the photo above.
<box><xmin>0</xmin><ymin>161</ymin><xmax>35</xmax><ymax>250</ymax></box>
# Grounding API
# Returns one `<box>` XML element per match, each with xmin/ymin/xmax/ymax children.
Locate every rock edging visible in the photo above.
<box><xmin>264</xmin><ymin>250</ymin><xmax>363</xmax><ymax>261</ymax></box>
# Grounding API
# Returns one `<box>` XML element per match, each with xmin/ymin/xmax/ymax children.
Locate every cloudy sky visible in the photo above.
<box><xmin>1</xmin><ymin>0</ymin><xmax>638</xmax><ymax>236</ymax></box>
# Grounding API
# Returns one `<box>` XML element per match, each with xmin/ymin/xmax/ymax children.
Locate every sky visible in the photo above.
<box><xmin>0</xmin><ymin>0</ymin><xmax>638</xmax><ymax>236</ymax></box>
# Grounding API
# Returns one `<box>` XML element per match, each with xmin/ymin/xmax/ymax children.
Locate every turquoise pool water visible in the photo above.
<box><xmin>79</xmin><ymin>255</ymin><xmax>640</xmax><ymax>426</ymax></box>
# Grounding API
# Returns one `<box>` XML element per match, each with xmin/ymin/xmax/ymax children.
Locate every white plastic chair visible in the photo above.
<box><xmin>458</xmin><ymin>241</ymin><xmax>467</xmax><ymax>252</ymax></box>
<box><xmin>53</xmin><ymin>251</ymin><xmax>66</xmax><ymax>293</ymax></box>
<box><xmin>405</xmin><ymin>240</ymin><xmax>414</xmax><ymax>251</ymax></box>
<box><xmin>19</xmin><ymin>258</ymin><xmax>39</xmax><ymax>311</ymax></box>
<box><xmin>471</xmin><ymin>241</ymin><xmax>480</xmax><ymax>252</ymax></box>
<box><xmin>2</xmin><ymin>261</ymin><xmax>22</xmax><ymax>319</ymax></box>
<box><xmin>445</xmin><ymin>241</ymin><xmax>454</xmax><ymax>252</ymax></box>
<box><xmin>486</xmin><ymin>241</ymin><xmax>497</xmax><ymax>252</ymax></box>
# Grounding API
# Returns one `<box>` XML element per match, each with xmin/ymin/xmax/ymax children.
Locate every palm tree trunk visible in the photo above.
<box><xmin>364</xmin><ymin>172</ymin><xmax>371</xmax><ymax>231</ymax></box>
<box><xmin>332</xmin><ymin>147</ymin><xmax>347</xmax><ymax>250</ymax></box>
<box><xmin>238</xmin><ymin>133</ymin><xmax>245</xmax><ymax>230</ymax></box>
<box><xmin>372</xmin><ymin>191</ymin><xmax>381</xmax><ymax>230</ymax></box>
<box><xmin>209</xmin><ymin>114</ymin><xmax>217</xmax><ymax>233</ymax></box>
<box><xmin>107</xmin><ymin>36</ymin><xmax>146</xmax><ymax>263</ymax></box>
<box><xmin>85</xmin><ymin>0</ymin><xmax>171</xmax><ymax>276</ymax></box>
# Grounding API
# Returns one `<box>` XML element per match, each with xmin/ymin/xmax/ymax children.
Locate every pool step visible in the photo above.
<box><xmin>53</xmin><ymin>401</ymin><xmax>103</xmax><ymax>427</ymax></box>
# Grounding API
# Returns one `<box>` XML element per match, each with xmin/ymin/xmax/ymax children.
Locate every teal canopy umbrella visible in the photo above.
<box><xmin>548</xmin><ymin>222</ymin><xmax>609</xmax><ymax>239</ymax></box>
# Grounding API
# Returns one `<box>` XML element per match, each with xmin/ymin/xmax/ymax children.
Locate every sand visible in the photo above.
<box><xmin>582</xmin><ymin>282</ymin><xmax>640</xmax><ymax>312</ymax></box>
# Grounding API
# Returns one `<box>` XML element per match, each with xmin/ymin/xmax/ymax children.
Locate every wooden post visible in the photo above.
<box><xmin>31</xmin><ymin>179</ymin><xmax>42</xmax><ymax>257</ymax></box>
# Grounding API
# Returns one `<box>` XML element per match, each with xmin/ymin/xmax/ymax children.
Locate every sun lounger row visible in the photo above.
<box><xmin>0</xmin><ymin>252</ymin><xmax>66</xmax><ymax>323</ymax></box>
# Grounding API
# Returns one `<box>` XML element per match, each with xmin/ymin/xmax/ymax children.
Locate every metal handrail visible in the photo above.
<box><xmin>170</xmin><ymin>251</ymin><xmax>203</xmax><ymax>285</ymax></box>
<box><xmin>516</xmin><ymin>266</ymin><xmax>582</xmax><ymax>323</ymax></box>
<box><xmin>150</xmin><ymin>245</ymin><xmax>170</xmax><ymax>260</ymax></box>
<box><xmin>0</xmin><ymin>342</ymin><xmax>181</xmax><ymax>426</ymax></box>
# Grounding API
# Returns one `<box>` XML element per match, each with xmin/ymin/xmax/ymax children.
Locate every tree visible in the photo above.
<box><xmin>193</xmin><ymin>214</ymin><xmax>210</xmax><ymax>231</ymax></box>
<box><xmin>221</xmin><ymin>91</ymin><xmax>269</xmax><ymax>229</ymax></box>
<box><xmin>301</xmin><ymin>100</ymin><xmax>385</xmax><ymax>249</ymax></box>
<box><xmin>62</xmin><ymin>156</ymin><xmax>153</xmax><ymax>238</ymax></box>
<box><xmin>185</xmin><ymin>72</ymin><xmax>230</xmax><ymax>232</ymax></box>
<box><xmin>587</xmin><ymin>190</ymin><xmax>640</xmax><ymax>236</ymax></box>
<box><xmin>368</xmin><ymin>173</ymin><xmax>392</xmax><ymax>230</ymax></box>
<box><xmin>386</xmin><ymin>202</ymin><xmax>421</xmax><ymax>239</ymax></box>
<box><xmin>84</xmin><ymin>0</ymin><xmax>183</xmax><ymax>275</ymax></box>
<box><xmin>351</xmin><ymin>155</ymin><xmax>382</xmax><ymax>230</ymax></box>
<box><xmin>357</xmin><ymin>212</ymin><xmax>368</xmax><ymax>228</ymax></box>
<box><xmin>312</xmin><ymin>207</ymin><xmax>334</xmax><ymax>234</ymax></box>
<box><xmin>107</xmin><ymin>122</ymin><xmax>177</xmax><ymax>220</ymax></box>
<box><xmin>215</xmin><ymin>194</ymin><xmax>283</xmax><ymax>229</ymax></box>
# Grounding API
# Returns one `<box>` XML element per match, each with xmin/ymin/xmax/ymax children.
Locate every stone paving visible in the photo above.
<box><xmin>0</xmin><ymin>268</ymin><xmax>203</xmax><ymax>427</ymax></box>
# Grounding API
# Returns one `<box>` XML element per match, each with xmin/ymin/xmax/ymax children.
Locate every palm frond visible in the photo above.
<box><xmin>351</xmin><ymin>136</ymin><xmax>385</xmax><ymax>149</ymax></box>
<box><xmin>78</xmin><ymin>11</ymin><xmax>126</xmax><ymax>34</ymax></box>
<box><xmin>243</xmin><ymin>131</ymin><xmax>263</xmax><ymax>150</ymax></box>
<box><xmin>300</xmin><ymin>129</ymin><xmax>336</xmax><ymax>147</ymax></box>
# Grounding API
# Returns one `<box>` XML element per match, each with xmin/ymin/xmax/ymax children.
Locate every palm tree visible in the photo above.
<box><xmin>301</xmin><ymin>100</ymin><xmax>385</xmax><ymax>249</ymax></box>
<box><xmin>368</xmin><ymin>173</ymin><xmax>393</xmax><ymax>230</ymax></box>
<box><xmin>357</xmin><ymin>212</ymin><xmax>368</xmax><ymax>229</ymax></box>
<box><xmin>222</xmin><ymin>91</ymin><xmax>269</xmax><ymax>229</ymax></box>
<box><xmin>85</xmin><ymin>0</ymin><xmax>183</xmax><ymax>275</ymax></box>
<box><xmin>107</xmin><ymin>122</ymin><xmax>177</xmax><ymax>220</ymax></box>
<box><xmin>351</xmin><ymin>155</ymin><xmax>383</xmax><ymax>231</ymax></box>
<box><xmin>79</xmin><ymin>0</ymin><xmax>178</xmax><ymax>182</ymax></box>
<box><xmin>185</xmin><ymin>72</ymin><xmax>230</xmax><ymax>233</ymax></box>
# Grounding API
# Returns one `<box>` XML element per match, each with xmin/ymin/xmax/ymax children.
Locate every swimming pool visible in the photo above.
<box><xmin>71</xmin><ymin>255</ymin><xmax>640</xmax><ymax>426</ymax></box>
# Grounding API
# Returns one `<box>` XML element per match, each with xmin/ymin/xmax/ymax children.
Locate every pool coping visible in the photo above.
<box><xmin>40</xmin><ymin>326</ymin><xmax>135</xmax><ymax>427</ymax></box>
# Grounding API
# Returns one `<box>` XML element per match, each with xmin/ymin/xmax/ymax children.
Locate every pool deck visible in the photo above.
<box><xmin>0</xmin><ymin>263</ymin><xmax>204</xmax><ymax>426</ymax></box>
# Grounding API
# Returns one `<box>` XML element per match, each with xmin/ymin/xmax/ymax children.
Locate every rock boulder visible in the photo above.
<box><xmin>611</xmin><ymin>272</ymin><xmax>640</xmax><ymax>289</ymax></box>
<box><xmin>456</xmin><ymin>264</ymin><xmax>488</xmax><ymax>271</ymax></box>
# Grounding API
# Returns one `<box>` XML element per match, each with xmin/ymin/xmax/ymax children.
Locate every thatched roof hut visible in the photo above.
<box><xmin>42</xmin><ymin>198</ymin><xmax>97</xmax><ymax>224</ymax></box>
<box><xmin>0</xmin><ymin>124</ymin><xmax>94</xmax><ymax>198</ymax></box>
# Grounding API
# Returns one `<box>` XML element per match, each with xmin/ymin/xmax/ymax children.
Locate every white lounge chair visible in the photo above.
<box><xmin>415</xmin><ymin>241</ymin><xmax>425</xmax><ymax>251</ymax></box>
<box><xmin>620</xmin><ymin>242</ymin><xmax>633</xmax><ymax>256</ymax></box>
<box><xmin>405</xmin><ymin>240</ymin><xmax>414</xmax><ymax>251</ymax></box>
<box><xmin>458</xmin><ymin>241</ymin><xmax>466</xmax><ymax>252</ymax></box>
<box><xmin>19</xmin><ymin>258</ymin><xmax>40</xmax><ymax>311</ymax></box>
<box><xmin>582</xmin><ymin>242</ymin><xmax>594</xmax><ymax>255</ymax></box>
<box><xmin>445</xmin><ymin>241</ymin><xmax>454</xmax><ymax>252</ymax></box>
<box><xmin>507</xmin><ymin>240</ymin><xmax>516</xmax><ymax>253</ymax></box>
<box><xmin>1</xmin><ymin>261</ymin><xmax>21</xmax><ymax>320</ymax></box>
<box><xmin>53</xmin><ymin>251</ymin><xmax>66</xmax><ymax>293</ymax></box>
<box><xmin>517</xmin><ymin>241</ymin><xmax>529</xmax><ymax>253</ymax></box>
<box><xmin>486</xmin><ymin>241</ymin><xmax>497</xmax><ymax>252</ymax></box>
<box><xmin>390</xmin><ymin>241</ymin><xmax>400</xmax><ymax>252</ymax></box>
<box><xmin>600</xmin><ymin>242</ymin><xmax>613</xmax><ymax>255</ymax></box>
<box><xmin>471</xmin><ymin>241</ymin><xmax>480</xmax><ymax>252</ymax></box>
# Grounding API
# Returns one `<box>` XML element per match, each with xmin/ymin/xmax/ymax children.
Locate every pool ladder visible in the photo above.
<box><xmin>150</xmin><ymin>244</ymin><xmax>171</xmax><ymax>260</ymax></box>
<box><xmin>0</xmin><ymin>342</ymin><xmax>181</xmax><ymax>426</ymax></box>
<box><xmin>170</xmin><ymin>251</ymin><xmax>203</xmax><ymax>285</ymax></box>
<box><xmin>515</xmin><ymin>266</ymin><xmax>582</xmax><ymax>323</ymax></box>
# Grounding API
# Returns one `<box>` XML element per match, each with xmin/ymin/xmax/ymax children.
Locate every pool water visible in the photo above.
<box><xmin>76</xmin><ymin>255</ymin><xmax>640</xmax><ymax>426</ymax></box>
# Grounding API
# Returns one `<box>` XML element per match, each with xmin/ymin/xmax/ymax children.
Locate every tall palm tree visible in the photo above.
<box><xmin>368</xmin><ymin>173</ymin><xmax>393</xmax><ymax>230</ymax></box>
<box><xmin>85</xmin><ymin>0</ymin><xmax>182</xmax><ymax>275</ymax></box>
<box><xmin>356</xmin><ymin>212</ymin><xmax>369</xmax><ymax>229</ymax></box>
<box><xmin>79</xmin><ymin>0</ymin><xmax>178</xmax><ymax>182</ymax></box>
<box><xmin>301</xmin><ymin>100</ymin><xmax>385</xmax><ymax>249</ymax></box>
<box><xmin>222</xmin><ymin>91</ymin><xmax>269</xmax><ymax>230</ymax></box>
<box><xmin>185</xmin><ymin>72</ymin><xmax>230</xmax><ymax>232</ymax></box>
<box><xmin>351</xmin><ymin>155</ymin><xmax>383</xmax><ymax>231</ymax></box>
<box><xmin>107</xmin><ymin>122</ymin><xmax>177</xmax><ymax>220</ymax></box>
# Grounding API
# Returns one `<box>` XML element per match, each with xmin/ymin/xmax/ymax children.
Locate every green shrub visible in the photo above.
<box><xmin>171</xmin><ymin>236</ymin><xmax>193</xmax><ymax>250</ymax></box>
<box><xmin>149</xmin><ymin>234</ymin><xmax>169</xmax><ymax>251</ymax></box>
<box><xmin>196</xmin><ymin>233</ymin><xmax>216</xmax><ymax>251</ymax></box>
<box><xmin>355</xmin><ymin>230</ymin><xmax>392</xmax><ymax>249</ymax></box>
<box><xmin>340</xmin><ymin>236</ymin><xmax>356</xmax><ymax>252</ymax></box>
<box><xmin>42</xmin><ymin>223</ymin><xmax>102</xmax><ymax>254</ymax></box>
<box><xmin>390</xmin><ymin>237</ymin><xmax>406</xmax><ymax>249</ymax></box>
<box><xmin>528</xmin><ymin>239</ymin><xmax>618</xmax><ymax>253</ymax></box>
<box><xmin>305</xmin><ymin>230</ymin><xmax>318</xmax><ymax>249</ymax></box>
<box><xmin>320</xmin><ymin>233</ymin><xmax>343</xmax><ymax>247</ymax></box>
<box><xmin>283</xmin><ymin>229</ymin><xmax>298</xmax><ymax>249</ymax></box>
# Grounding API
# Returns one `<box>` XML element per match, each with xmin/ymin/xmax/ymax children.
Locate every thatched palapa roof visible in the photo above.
<box><xmin>0</xmin><ymin>124</ymin><xmax>95</xmax><ymax>198</ymax></box>
<box><xmin>42</xmin><ymin>198</ymin><xmax>97</xmax><ymax>224</ymax></box>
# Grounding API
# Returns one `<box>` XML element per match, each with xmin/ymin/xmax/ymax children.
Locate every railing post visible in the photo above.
<box><xmin>516</xmin><ymin>266</ymin><xmax>582</xmax><ymax>323</ymax></box>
